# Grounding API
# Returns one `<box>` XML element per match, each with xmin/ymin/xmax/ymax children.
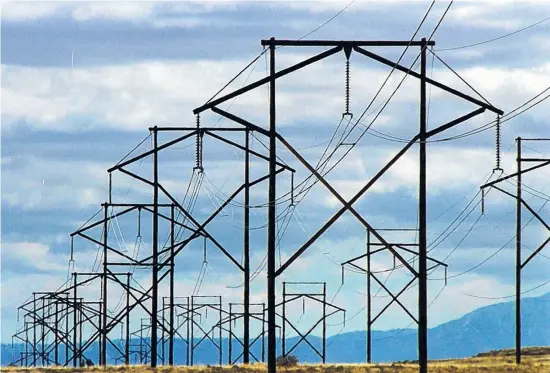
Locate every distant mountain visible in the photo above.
<box><xmin>3</xmin><ymin>293</ymin><xmax>550</xmax><ymax>366</ymax></box>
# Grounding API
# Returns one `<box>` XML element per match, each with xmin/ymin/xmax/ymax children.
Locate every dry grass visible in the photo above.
<box><xmin>475</xmin><ymin>346</ymin><xmax>550</xmax><ymax>357</ymax></box>
<box><xmin>4</xmin><ymin>355</ymin><xmax>550</xmax><ymax>373</ymax></box>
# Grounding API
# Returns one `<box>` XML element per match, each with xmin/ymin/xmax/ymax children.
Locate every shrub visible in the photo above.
<box><xmin>276</xmin><ymin>354</ymin><xmax>299</xmax><ymax>367</ymax></box>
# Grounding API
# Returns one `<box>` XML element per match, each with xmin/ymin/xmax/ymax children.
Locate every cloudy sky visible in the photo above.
<box><xmin>2</xmin><ymin>0</ymin><xmax>550</xmax><ymax>354</ymax></box>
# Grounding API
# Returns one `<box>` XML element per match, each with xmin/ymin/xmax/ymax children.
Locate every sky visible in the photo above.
<box><xmin>2</xmin><ymin>0</ymin><xmax>550</xmax><ymax>353</ymax></box>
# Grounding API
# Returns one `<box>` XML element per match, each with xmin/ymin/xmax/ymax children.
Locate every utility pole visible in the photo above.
<box><xmin>516</xmin><ymin>137</ymin><xmax>522</xmax><ymax>365</ymax></box>
<box><xmin>418</xmin><ymin>37</ymin><xmax>428</xmax><ymax>373</ymax></box>
<box><xmin>33</xmin><ymin>293</ymin><xmax>37</xmax><ymax>367</ymax></box>
<box><xmin>98</xmin><ymin>299</ymin><xmax>103</xmax><ymax>364</ymax></box>
<box><xmin>78</xmin><ymin>300</ymin><xmax>83</xmax><ymax>366</ymax></box>
<box><xmin>73</xmin><ymin>274</ymin><xmax>78</xmax><ymax>367</ymax></box>
<box><xmin>267</xmin><ymin>36</ymin><xmax>277</xmax><ymax>373</ymax></box>
<box><xmin>169</xmin><ymin>205</ymin><xmax>175</xmax><ymax>365</ymax></box>
<box><xmin>41</xmin><ymin>297</ymin><xmax>46</xmax><ymax>366</ymax></box>
<box><xmin>366</xmin><ymin>229</ymin><xmax>371</xmax><ymax>364</ymax></box>
<box><xmin>25</xmin><ymin>321</ymin><xmax>29</xmax><ymax>367</ymax></box>
<box><xmin>65</xmin><ymin>299</ymin><xmax>69</xmax><ymax>366</ymax></box>
<box><xmin>322</xmin><ymin>282</ymin><xmax>327</xmax><ymax>364</ymax></box>
<box><xmin>101</xmin><ymin>205</ymin><xmax>108</xmax><ymax>366</ymax></box>
<box><xmin>244</xmin><ymin>129</ymin><xmax>251</xmax><ymax>363</ymax></box>
<box><xmin>186</xmin><ymin>296</ymin><xmax>190</xmax><ymax>366</ymax></box>
<box><xmin>151</xmin><ymin>126</ymin><xmax>159</xmax><ymax>367</ymax></box>
<box><xmin>125</xmin><ymin>273</ymin><xmax>131</xmax><ymax>365</ymax></box>
<box><xmin>54</xmin><ymin>300</ymin><xmax>59</xmax><ymax>365</ymax></box>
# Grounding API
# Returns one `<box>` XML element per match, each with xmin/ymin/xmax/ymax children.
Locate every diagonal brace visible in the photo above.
<box><xmin>276</xmin><ymin>133</ymin><xmax>418</xmax><ymax>277</ymax></box>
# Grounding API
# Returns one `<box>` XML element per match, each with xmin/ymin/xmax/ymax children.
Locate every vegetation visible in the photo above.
<box><xmin>276</xmin><ymin>355</ymin><xmax>299</xmax><ymax>367</ymax></box>
<box><xmin>3</xmin><ymin>351</ymin><xmax>550</xmax><ymax>373</ymax></box>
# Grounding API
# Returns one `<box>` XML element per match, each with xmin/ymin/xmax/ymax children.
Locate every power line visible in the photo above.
<box><xmin>431</xmin><ymin>196</ymin><xmax>550</xmax><ymax>281</ymax></box>
<box><xmin>372</xmin><ymin>283</ymin><xmax>446</xmax><ymax>341</ymax></box>
<box><xmin>204</xmin><ymin>0</ymin><xmax>356</xmax><ymax>107</ymax></box>
<box><xmin>304</xmin><ymin>0</ymin><xmax>450</xmax><ymax>183</ymax></box>
<box><xmin>448</xmin><ymin>278</ymin><xmax>550</xmax><ymax>300</ymax></box>
<box><xmin>297</xmin><ymin>1</ymin><xmax>356</xmax><ymax>41</ymax></box>
<box><xmin>437</xmin><ymin>15</ymin><xmax>550</xmax><ymax>52</ymax></box>
<box><xmin>360</xmin><ymin>85</ymin><xmax>550</xmax><ymax>144</ymax></box>
<box><xmin>265</xmin><ymin>0</ymin><xmax>439</xmax><ymax>212</ymax></box>
<box><xmin>429</xmin><ymin>49</ymin><xmax>492</xmax><ymax>105</ymax></box>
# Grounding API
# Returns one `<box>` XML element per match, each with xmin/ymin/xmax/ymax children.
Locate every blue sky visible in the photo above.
<box><xmin>2</xmin><ymin>0</ymin><xmax>550</xmax><ymax>347</ymax></box>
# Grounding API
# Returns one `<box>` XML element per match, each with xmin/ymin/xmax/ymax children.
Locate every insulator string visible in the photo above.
<box><xmin>481</xmin><ymin>189</ymin><xmax>485</xmax><ymax>215</ymax></box>
<box><xmin>494</xmin><ymin>115</ymin><xmax>502</xmax><ymax>171</ymax></box>
<box><xmin>345</xmin><ymin>59</ymin><xmax>351</xmax><ymax>116</ymax></box>
<box><xmin>195</xmin><ymin>114</ymin><xmax>203</xmax><ymax>172</ymax></box>
<box><xmin>137</xmin><ymin>207</ymin><xmax>142</xmax><ymax>238</ymax></box>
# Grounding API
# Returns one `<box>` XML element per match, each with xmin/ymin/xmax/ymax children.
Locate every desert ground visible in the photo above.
<box><xmin>4</xmin><ymin>348</ymin><xmax>550</xmax><ymax>373</ymax></box>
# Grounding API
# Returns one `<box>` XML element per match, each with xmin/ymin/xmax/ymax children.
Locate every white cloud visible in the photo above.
<box><xmin>1</xmin><ymin>52</ymin><xmax>487</xmax><ymax>133</ymax></box>
<box><xmin>1</xmin><ymin>155</ymin><xmax>110</xmax><ymax>210</ymax></box>
<box><xmin>1</xmin><ymin>1</ymin><xmax>250</xmax><ymax>24</ymax></box>
<box><xmin>447</xmin><ymin>1</ymin><xmax>546</xmax><ymax>30</ymax></box>
<box><xmin>4</xmin><ymin>54</ymin><xmax>548</xmax><ymax>146</ymax></box>
<box><xmin>71</xmin><ymin>2</ymin><xmax>156</xmax><ymax>21</ymax></box>
<box><xmin>1</xmin><ymin>241</ymin><xmax>68</xmax><ymax>272</ymax></box>
<box><xmin>1</xmin><ymin>2</ymin><xmax>68</xmax><ymax>21</ymax></box>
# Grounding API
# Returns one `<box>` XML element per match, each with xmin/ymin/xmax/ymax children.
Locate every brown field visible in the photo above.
<box><xmin>4</xmin><ymin>359</ymin><xmax>550</xmax><ymax>373</ymax></box>
<box><xmin>4</xmin><ymin>350</ymin><xmax>550</xmax><ymax>373</ymax></box>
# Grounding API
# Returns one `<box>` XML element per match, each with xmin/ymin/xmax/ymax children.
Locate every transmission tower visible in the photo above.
<box><xmin>10</xmin><ymin>36</ymin><xmax>503</xmax><ymax>373</ymax></box>
<box><xmin>192</xmin><ymin>37</ymin><xmax>502</xmax><ymax>373</ymax></box>
<box><xmin>480</xmin><ymin>137</ymin><xmax>550</xmax><ymax>365</ymax></box>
